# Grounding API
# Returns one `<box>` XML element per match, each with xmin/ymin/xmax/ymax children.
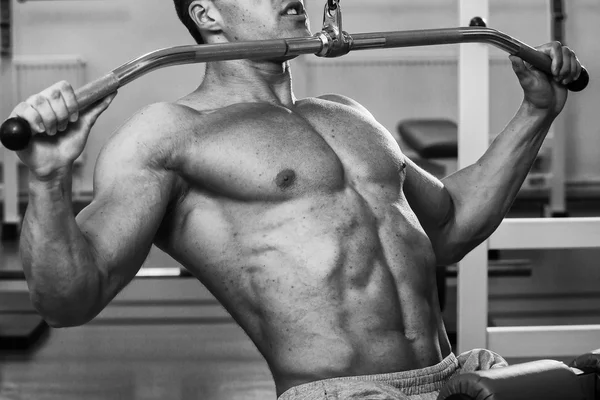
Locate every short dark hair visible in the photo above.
<box><xmin>174</xmin><ymin>0</ymin><xmax>205</xmax><ymax>45</ymax></box>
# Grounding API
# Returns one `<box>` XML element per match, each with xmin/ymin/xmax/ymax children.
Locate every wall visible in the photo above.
<box><xmin>5</xmin><ymin>0</ymin><xmax>600</xmax><ymax>321</ymax></box>
<box><xmin>6</xmin><ymin>0</ymin><xmax>600</xmax><ymax>193</ymax></box>
<box><xmin>301</xmin><ymin>0</ymin><xmax>600</xmax><ymax>184</ymax></box>
<box><xmin>11</xmin><ymin>0</ymin><xmax>207</xmax><ymax>194</ymax></box>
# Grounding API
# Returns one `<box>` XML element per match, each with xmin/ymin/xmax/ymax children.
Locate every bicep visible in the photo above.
<box><xmin>403</xmin><ymin>157</ymin><xmax>454</xmax><ymax>236</ymax></box>
<box><xmin>76</xmin><ymin>165</ymin><xmax>173</xmax><ymax>299</ymax></box>
<box><xmin>75</xmin><ymin>109</ymin><xmax>177</xmax><ymax>306</ymax></box>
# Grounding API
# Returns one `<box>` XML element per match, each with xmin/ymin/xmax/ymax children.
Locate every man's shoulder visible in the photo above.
<box><xmin>112</xmin><ymin>102</ymin><xmax>208</xmax><ymax>145</ymax></box>
<box><xmin>316</xmin><ymin>93</ymin><xmax>360</xmax><ymax>107</ymax></box>
<box><xmin>310</xmin><ymin>94</ymin><xmax>375</xmax><ymax>118</ymax></box>
<box><xmin>126</xmin><ymin>101</ymin><xmax>204</xmax><ymax>132</ymax></box>
<box><xmin>101</xmin><ymin>102</ymin><xmax>203</xmax><ymax>167</ymax></box>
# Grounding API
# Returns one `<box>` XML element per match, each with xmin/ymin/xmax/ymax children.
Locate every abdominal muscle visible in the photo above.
<box><xmin>160</xmin><ymin>187</ymin><xmax>451</xmax><ymax>396</ymax></box>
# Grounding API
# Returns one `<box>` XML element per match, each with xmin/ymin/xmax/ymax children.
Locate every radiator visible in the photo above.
<box><xmin>303</xmin><ymin>53</ymin><xmax>519</xmax><ymax>135</ymax></box>
<box><xmin>13</xmin><ymin>54</ymin><xmax>86</xmax><ymax>106</ymax></box>
<box><xmin>1</xmin><ymin>55</ymin><xmax>87</xmax><ymax>198</ymax></box>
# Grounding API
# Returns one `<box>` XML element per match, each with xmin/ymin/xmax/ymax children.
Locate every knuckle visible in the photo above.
<box><xmin>49</xmin><ymin>89</ymin><xmax>62</xmax><ymax>101</ymax></box>
<box><xmin>27</xmin><ymin>94</ymin><xmax>46</xmax><ymax>107</ymax></box>
<box><xmin>66</xmin><ymin>99</ymin><xmax>78</xmax><ymax>113</ymax></box>
<box><xmin>13</xmin><ymin>108</ymin><xmax>33</xmax><ymax>125</ymax></box>
<box><xmin>14</xmin><ymin>101</ymin><xmax>29</xmax><ymax>114</ymax></box>
<box><xmin>57</xmin><ymin>80</ymin><xmax>71</xmax><ymax>91</ymax></box>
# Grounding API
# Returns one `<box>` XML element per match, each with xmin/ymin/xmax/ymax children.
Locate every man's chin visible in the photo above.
<box><xmin>283</xmin><ymin>26</ymin><xmax>312</xmax><ymax>39</ymax></box>
<box><xmin>272</xmin><ymin>55</ymin><xmax>300</xmax><ymax>63</ymax></box>
<box><xmin>254</xmin><ymin>54</ymin><xmax>298</xmax><ymax>64</ymax></box>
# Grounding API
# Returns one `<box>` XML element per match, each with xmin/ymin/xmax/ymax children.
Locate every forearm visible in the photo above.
<box><xmin>20</xmin><ymin>166</ymin><xmax>101</xmax><ymax>327</ymax></box>
<box><xmin>441</xmin><ymin>101</ymin><xmax>555</xmax><ymax>257</ymax></box>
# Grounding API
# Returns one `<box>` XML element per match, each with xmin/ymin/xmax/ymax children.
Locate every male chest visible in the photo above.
<box><xmin>177</xmin><ymin>103</ymin><xmax>406</xmax><ymax>202</ymax></box>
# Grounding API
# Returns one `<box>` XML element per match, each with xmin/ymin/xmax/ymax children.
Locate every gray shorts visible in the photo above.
<box><xmin>277</xmin><ymin>349</ymin><xmax>509</xmax><ymax>400</ymax></box>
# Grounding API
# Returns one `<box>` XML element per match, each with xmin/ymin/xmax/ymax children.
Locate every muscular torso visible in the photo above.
<box><xmin>153</xmin><ymin>97</ymin><xmax>451</xmax><ymax>395</ymax></box>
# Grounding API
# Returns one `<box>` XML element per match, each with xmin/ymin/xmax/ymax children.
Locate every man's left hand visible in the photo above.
<box><xmin>509</xmin><ymin>41</ymin><xmax>582</xmax><ymax>116</ymax></box>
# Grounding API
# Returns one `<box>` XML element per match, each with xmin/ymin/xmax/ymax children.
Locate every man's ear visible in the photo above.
<box><xmin>188</xmin><ymin>0</ymin><xmax>222</xmax><ymax>34</ymax></box>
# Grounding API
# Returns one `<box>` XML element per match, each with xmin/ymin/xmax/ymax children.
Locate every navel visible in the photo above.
<box><xmin>275</xmin><ymin>169</ymin><xmax>297</xmax><ymax>189</ymax></box>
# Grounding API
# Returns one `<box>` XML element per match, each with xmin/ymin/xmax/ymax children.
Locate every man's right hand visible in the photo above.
<box><xmin>8</xmin><ymin>81</ymin><xmax>117</xmax><ymax>181</ymax></box>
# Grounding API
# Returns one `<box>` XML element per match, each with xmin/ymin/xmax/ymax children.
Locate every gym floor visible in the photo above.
<box><xmin>1</xmin><ymin>320</ymin><xmax>276</xmax><ymax>399</ymax></box>
<box><xmin>0</xmin><ymin>196</ymin><xmax>598</xmax><ymax>399</ymax></box>
<box><xmin>0</xmin><ymin>238</ymin><xmax>277</xmax><ymax>400</ymax></box>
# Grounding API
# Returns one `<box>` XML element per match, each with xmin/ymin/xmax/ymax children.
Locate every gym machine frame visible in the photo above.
<box><xmin>458</xmin><ymin>0</ymin><xmax>600</xmax><ymax>357</ymax></box>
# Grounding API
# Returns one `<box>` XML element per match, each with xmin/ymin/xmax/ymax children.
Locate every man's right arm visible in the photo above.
<box><xmin>20</xmin><ymin>103</ymin><xmax>181</xmax><ymax>328</ymax></box>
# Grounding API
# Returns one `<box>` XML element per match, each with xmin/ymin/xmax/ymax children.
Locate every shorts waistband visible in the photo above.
<box><xmin>279</xmin><ymin>352</ymin><xmax>459</xmax><ymax>399</ymax></box>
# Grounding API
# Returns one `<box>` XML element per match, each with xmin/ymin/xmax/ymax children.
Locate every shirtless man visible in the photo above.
<box><xmin>11</xmin><ymin>0</ymin><xmax>582</xmax><ymax>398</ymax></box>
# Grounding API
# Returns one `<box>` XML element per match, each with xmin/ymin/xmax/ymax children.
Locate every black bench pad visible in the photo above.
<box><xmin>397</xmin><ymin>119</ymin><xmax>458</xmax><ymax>159</ymax></box>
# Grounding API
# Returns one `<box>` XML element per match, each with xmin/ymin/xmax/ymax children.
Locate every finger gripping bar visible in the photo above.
<box><xmin>0</xmin><ymin>27</ymin><xmax>589</xmax><ymax>151</ymax></box>
<box><xmin>515</xmin><ymin>44</ymin><xmax>589</xmax><ymax>92</ymax></box>
<box><xmin>0</xmin><ymin>73</ymin><xmax>120</xmax><ymax>152</ymax></box>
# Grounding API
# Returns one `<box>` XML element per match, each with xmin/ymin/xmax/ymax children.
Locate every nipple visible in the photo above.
<box><xmin>275</xmin><ymin>169</ymin><xmax>297</xmax><ymax>189</ymax></box>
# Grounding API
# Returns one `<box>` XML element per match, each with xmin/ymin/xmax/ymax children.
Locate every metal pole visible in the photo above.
<box><xmin>0</xmin><ymin>0</ymin><xmax>20</xmax><ymax>239</ymax></box>
<box><xmin>457</xmin><ymin>0</ymin><xmax>490</xmax><ymax>354</ymax></box>
<box><xmin>547</xmin><ymin>0</ymin><xmax>568</xmax><ymax>217</ymax></box>
<box><xmin>551</xmin><ymin>0</ymin><xmax>565</xmax><ymax>44</ymax></box>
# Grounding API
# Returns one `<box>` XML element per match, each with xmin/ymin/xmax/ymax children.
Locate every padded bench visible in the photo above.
<box><xmin>0</xmin><ymin>291</ymin><xmax>48</xmax><ymax>350</ymax></box>
<box><xmin>438</xmin><ymin>350</ymin><xmax>600</xmax><ymax>400</ymax></box>
<box><xmin>397</xmin><ymin>118</ymin><xmax>459</xmax><ymax>180</ymax></box>
<box><xmin>398</xmin><ymin>119</ymin><xmax>458</xmax><ymax>159</ymax></box>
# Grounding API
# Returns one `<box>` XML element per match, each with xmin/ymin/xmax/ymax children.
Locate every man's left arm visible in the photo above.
<box><xmin>403</xmin><ymin>42</ymin><xmax>582</xmax><ymax>265</ymax></box>
<box><xmin>404</xmin><ymin>105</ymin><xmax>553</xmax><ymax>265</ymax></box>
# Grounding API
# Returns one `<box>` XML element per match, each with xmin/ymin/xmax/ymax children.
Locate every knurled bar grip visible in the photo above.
<box><xmin>0</xmin><ymin>27</ymin><xmax>590</xmax><ymax>151</ymax></box>
<box><xmin>75</xmin><ymin>73</ymin><xmax>120</xmax><ymax>111</ymax></box>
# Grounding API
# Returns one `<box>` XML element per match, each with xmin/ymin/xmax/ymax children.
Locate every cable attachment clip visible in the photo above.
<box><xmin>315</xmin><ymin>0</ymin><xmax>352</xmax><ymax>58</ymax></box>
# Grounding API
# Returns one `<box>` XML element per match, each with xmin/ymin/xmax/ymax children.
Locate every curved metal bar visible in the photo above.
<box><xmin>348</xmin><ymin>27</ymin><xmax>528</xmax><ymax>55</ymax></box>
<box><xmin>72</xmin><ymin>37</ymin><xmax>324</xmax><ymax>111</ymax></box>
<box><xmin>66</xmin><ymin>26</ymin><xmax>592</xmax><ymax>111</ymax></box>
<box><xmin>0</xmin><ymin>26</ymin><xmax>590</xmax><ymax>152</ymax></box>
<box><xmin>113</xmin><ymin>38</ymin><xmax>324</xmax><ymax>87</ymax></box>
<box><xmin>344</xmin><ymin>27</ymin><xmax>588</xmax><ymax>89</ymax></box>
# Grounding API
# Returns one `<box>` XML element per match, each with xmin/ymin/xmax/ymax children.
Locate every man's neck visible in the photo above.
<box><xmin>196</xmin><ymin>59</ymin><xmax>297</xmax><ymax>108</ymax></box>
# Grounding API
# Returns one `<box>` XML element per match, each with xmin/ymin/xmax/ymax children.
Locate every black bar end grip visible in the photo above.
<box><xmin>0</xmin><ymin>117</ymin><xmax>31</xmax><ymax>151</ymax></box>
<box><xmin>567</xmin><ymin>67</ymin><xmax>589</xmax><ymax>92</ymax></box>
